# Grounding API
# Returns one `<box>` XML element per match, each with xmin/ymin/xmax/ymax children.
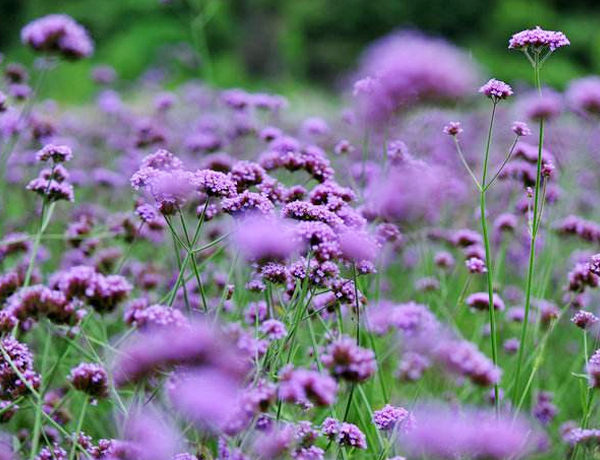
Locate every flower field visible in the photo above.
<box><xmin>0</xmin><ymin>9</ymin><xmax>599</xmax><ymax>460</ymax></box>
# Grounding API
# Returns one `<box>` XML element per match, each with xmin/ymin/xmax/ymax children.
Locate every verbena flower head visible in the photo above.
<box><xmin>479</xmin><ymin>79</ymin><xmax>513</xmax><ymax>101</ymax></box>
<box><xmin>566</xmin><ymin>76</ymin><xmax>600</xmax><ymax>117</ymax></box>
<box><xmin>322</xmin><ymin>418</ymin><xmax>367</xmax><ymax>449</ymax></box>
<box><xmin>21</xmin><ymin>14</ymin><xmax>94</xmax><ymax>60</ymax></box>
<box><xmin>435</xmin><ymin>339</ymin><xmax>501</xmax><ymax>386</ymax></box>
<box><xmin>465</xmin><ymin>257</ymin><xmax>487</xmax><ymax>274</ymax></box>
<box><xmin>400</xmin><ymin>405</ymin><xmax>545</xmax><ymax>459</ymax></box>
<box><xmin>572</xmin><ymin>310</ymin><xmax>600</xmax><ymax>330</ymax></box>
<box><xmin>356</xmin><ymin>31</ymin><xmax>479</xmax><ymax>123</ymax></box>
<box><xmin>373</xmin><ymin>404</ymin><xmax>413</xmax><ymax>431</ymax></box>
<box><xmin>36</xmin><ymin>144</ymin><xmax>73</xmax><ymax>163</ymax></box>
<box><xmin>232</xmin><ymin>214</ymin><xmax>298</xmax><ymax>264</ymax></box>
<box><xmin>322</xmin><ymin>337</ymin><xmax>377</xmax><ymax>383</ymax></box>
<box><xmin>511</xmin><ymin>121</ymin><xmax>531</xmax><ymax>137</ymax></box>
<box><xmin>533</xmin><ymin>391</ymin><xmax>557</xmax><ymax>425</ymax></box>
<box><xmin>443</xmin><ymin>121</ymin><xmax>463</xmax><ymax>136</ymax></box>
<box><xmin>524</xmin><ymin>90</ymin><xmax>562</xmax><ymax>120</ymax></box>
<box><xmin>278</xmin><ymin>366</ymin><xmax>338</xmax><ymax>407</ymax></box>
<box><xmin>588</xmin><ymin>349</ymin><xmax>600</xmax><ymax>388</ymax></box>
<box><xmin>0</xmin><ymin>337</ymin><xmax>41</xmax><ymax>400</ymax></box>
<box><xmin>509</xmin><ymin>26</ymin><xmax>570</xmax><ymax>52</ymax></box>
<box><xmin>68</xmin><ymin>362</ymin><xmax>109</xmax><ymax>398</ymax></box>
<box><xmin>168</xmin><ymin>368</ymin><xmax>241</xmax><ymax>430</ymax></box>
<box><xmin>121</xmin><ymin>407</ymin><xmax>183</xmax><ymax>460</ymax></box>
<box><xmin>466</xmin><ymin>292</ymin><xmax>505</xmax><ymax>311</ymax></box>
<box><xmin>113</xmin><ymin>321</ymin><xmax>247</xmax><ymax>387</ymax></box>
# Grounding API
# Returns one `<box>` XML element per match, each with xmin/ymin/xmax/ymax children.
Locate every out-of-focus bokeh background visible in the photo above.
<box><xmin>1</xmin><ymin>0</ymin><xmax>599</xmax><ymax>102</ymax></box>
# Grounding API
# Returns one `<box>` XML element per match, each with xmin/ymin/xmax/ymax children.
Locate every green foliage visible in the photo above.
<box><xmin>1</xmin><ymin>0</ymin><xmax>599</xmax><ymax>100</ymax></box>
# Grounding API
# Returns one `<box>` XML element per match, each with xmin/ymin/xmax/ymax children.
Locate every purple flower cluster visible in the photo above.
<box><xmin>26</xmin><ymin>144</ymin><xmax>76</xmax><ymax>202</ymax></box>
<box><xmin>321</xmin><ymin>337</ymin><xmax>377</xmax><ymax>382</ymax></box>
<box><xmin>21</xmin><ymin>14</ymin><xmax>94</xmax><ymax>59</ymax></box>
<box><xmin>68</xmin><ymin>362</ymin><xmax>109</xmax><ymax>398</ymax></box>
<box><xmin>400</xmin><ymin>406</ymin><xmax>545</xmax><ymax>459</ymax></box>
<box><xmin>509</xmin><ymin>26</ymin><xmax>570</xmax><ymax>52</ymax></box>
<box><xmin>278</xmin><ymin>366</ymin><xmax>338</xmax><ymax>407</ymax></box>
<box><xmin>322</xmin><ymin>418</ymin><xmax>367</xmax><ymax>449</ymax></box>
<box><xmin>0</xmin><ymin>337</ymin><xmax>41</xmax><ymax>400</ymax></box>
<box><xmin>435</xmin><ymin>339</ymin><xmax>501</xmax><ymax>386</ymax></box>
<box><xmin>372</xmin><ymin>404</ymin><xmax>413</xmax><ymax>432</ymax></box>
<box><xmin>479</xmin><ymin>79</ymin><xmax>513</xmax><ymax>101</ymax></box>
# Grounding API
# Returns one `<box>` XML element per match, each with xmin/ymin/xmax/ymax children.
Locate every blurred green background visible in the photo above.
<box><xmin>1</xmin><ymin>0</ymin><xmax>600</xmax><ymax>103</ymax></box>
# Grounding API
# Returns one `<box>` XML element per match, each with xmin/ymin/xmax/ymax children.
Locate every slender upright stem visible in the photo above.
<box><xmin>69</xmin><ymin>395</ymin><xmax>89</xmax><ymax>460</ymax></box>
<box><xmin>479</xmin><ymin>102</ymin><xmax>500</xmax><ymax>414</ymax></box>
<box><xmin>24</xmin><ymin>200</ymin><xmax>56</xmax><ymax>288</ymax></box>
<box><xmin>454</xmin><ymin>137</ymin><xmax>482</xmax><ymax>190</ymax></box>
<box><xmin>512</xmin><ymin>53</ymin><xmax>545</xmax><ymax>406</ymax></box>
<box><xmin>572</xmin><ymin>332</ymin><xmax>594</xmax><ymax>460</ymax></box>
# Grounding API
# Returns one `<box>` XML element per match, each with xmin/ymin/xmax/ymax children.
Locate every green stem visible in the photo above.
<box><xmin>24</xmin><ymin>201</ymin><xmax>56</xmax><ymax>287</ymax></box>
<box><xmin>453</xmin><ymin>137</ymin><xmax>482</xmax><ymax>190</ymax></box>
<box><xmin>69</xmin><ymin>395</ymin><xmax>89</xmax><ymax>460</ymax></box>
<box><xmin>512</xmin><ymin>54</ymin><xmax>545</xmax><ymax>407</ymax></box>
<box><xmin>479</xmin><ymin>102</ymin><xmax>500</xmax><ymax>414</ymax></box>
<box><xmin>178</xmin><ymin>210</ymin><xmax>208</xmax><ymax>312</ymax></box>
<box><xmin>166</xmin><ymin>202</ymin><xmax>209</xmax><ymax>306</ymax></box>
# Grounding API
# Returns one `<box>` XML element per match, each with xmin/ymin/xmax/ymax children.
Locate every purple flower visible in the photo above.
<box><xmin>494</xmin><ymin>213</ymin><xmax>518</xmax><ymax>232</ymax></box>
<box><xmin>566</xmin><ymin>77</ymin><xmax>600</xmax><ymax>116</ymax></box>
<box><xmin>192</xmin><ymin>169</ymin><xmax>236</xmax><ymax>198</ymax></box>
<box><xmin>21</xmin><ymin>14</ymin><xmax>94</xmax><ymax>59</ymax></box>
<box><xmin>478</xmin><ymin>79</ymin><xmax>513</xmax><ymax>101</ymax></box>
<box><xmin>465</xmin><ymin>257</ymin><xmax>487</xmax><ymax>274</ymax></box>
<box><xmin>121</xmin><ymin>407</ymin><xmax>183</xmax><ymax>460</ymax></box>
<box><xmin>524</xmin><ymin>90</ymin><xmax>562</xmax><ymax>120</ymax></box>
<box><xmin>222</xmin><ymin>191</ymin><xmax>274</xmax><ymax>215</ymax></box>
<box><xmin>356</xmin><ymin>31</ymin><xmax>479</xmax><ymax>123</ymax></box>
<box><xmin>400</xmin><ymin>405</ymin><xmax>545</xmax><ymax>459</ymax></box>
<box><xmin>511</xmin><ymin>121</ymin><xmax>531</xmax><ymax>137</ymax></box>
<box><xmin>443</xmin><ymin>121</ymin><xmax>463</xmax><ymax>136</ymax></box>
<box><xmin>0</xmin><ymin>337</ymin><xmax>41</xmax><ymax>400</ymax></box>
<box><xmin>338</xmin><ymin>229</ymin><xmax>378</xmax><ymax>264</ymax></box>
<box><xmin>26</xmin><ymin>176</ymin><xmax>75</xmax><ymax>202</ymax></box>
<box><xmin>321</xmin><ymin>418</ymin><xmax>367</xmax><ymax>449</ymax></box>
<box><xmin>571</xmin><ymin>310</ymin><xmax>599</xmax><ymax>330</ymax></box>
<box><xmin>588</xmin><ymin>349</ymin><xmax>600</xmax><ymax>388</ymax></box>
<box><xmin>564</xmin><ymin>427</ymin><xmax>600</xmax><ymax>447</ymax></box>
<box><xmin>466</xmin><ymin>292</ymin><xmax>505</xmax><ymax>311</ymax></box>
<box><xmin>396</xmin><ymin>352</ymin><xmax>431</xmax><ymax>382</ymax></box>
<box><xmin>68</xmin><ymin>362</ymin><xmax>109</xmax><ymax>398</ymax></box>
<box><xmin>373</xmin><ymin>404</ymin><xmax>413</xmax><ymax>431</ymax></box>
<box><xmin>322</xmin><ymin>337</ymin><xmax>377</xmax><ymax>383</ymax></box>
<box><xmin>140</xmin><ymin>149</ymin><xmax>184</xmax><ymax>171</ymax></box>
<box><xmin>51</xmin><ymin>265</ymin><xmax>132</xmax><ymax>313</ymax></box>
<box><xmin>260</xmin><ymin>319</ymin><xmax>287</xmax><ymax>341</ymax></box>
<box><xmin>278</xmin><ymin>366</ymin><xmax>338</xmax><ymax>407</ymax></box>
<box><xmin>509</xmin><ymin>26</ymin><xmax>570</xmax><ymax>52</ymax></box>
<box><xmin>5</xmin><ymin>285</ymin><xmax>82</xmax><ymax>326</ymax></box>
<box><xmin>35</xmin><ymin>144</ymin><xmax>73</xmax><ymax>163</ymax></box>
<box><xmin>533</xmin><ymin>391</ymin><xmax>557</xmax><ymax>425</ymax></box>
<box><xmin>124</xmin><ymin>301</ymin><xmax>188</xmax><ymax>330</ymax></box>
<box><xmin>252</xmin><ymin>425</ymin><xmax>294</xmax><ymax>459</ymax></box>
<box><xmin>91</xmin><ymin>65</ymin><xmax>116</xmax><ymax>84</ymax></box>
<box><xmin>435</xmin><ymin>339</ymin><xmax>501</xmax><ymax>386</ymax></box>
<box><xmin>113</xmin><ymin>321</ymin><xmax>247</xmax><ymax>387</ymax></box>
<box><xmin>169</xmin><ymin>368</ymin><xmax>241</xmax><ymax>430</ymax></box>
<box><xmin>503</xmin><ymin>338</ymin><xmax>520</xmax><ymax>355</ymax></box>
<box><xmin>334</xmin><ymin>140</ymin><xmax>354</xmax><ymax>156</ymax></box>
<box><xmin>0</xmin><ymin>91</ymin><xmax>7</xmax><ymax>112</ymax></box>
<box><xmin>233</xmin><ymin>215</ymin><xmax>298</xmax><ymax>264</ymax></box>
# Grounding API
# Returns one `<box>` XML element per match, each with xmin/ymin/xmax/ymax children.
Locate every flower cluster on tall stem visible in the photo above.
<box><xmin>445</xmin><ymin>78</ymin><xmax>516</xmax><ymax>414</ymax></box>
<box><xmin>510</xmin><ymin>26</ymin><xmax>569</xmax><ymax>408</ymax></box>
